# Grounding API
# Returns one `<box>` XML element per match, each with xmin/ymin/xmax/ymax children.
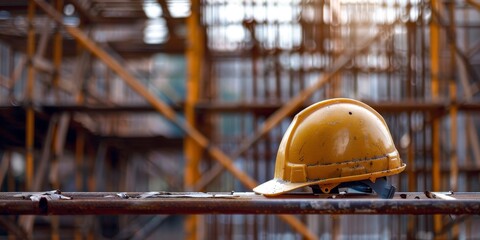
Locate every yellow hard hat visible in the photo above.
<box><xmin>253</xmin><ymin>98</ymin><xmax>406</xmax><ymax>198</ymax></box>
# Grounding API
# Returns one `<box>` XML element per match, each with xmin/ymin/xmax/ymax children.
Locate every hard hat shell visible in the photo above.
<box><xmin>253</xmin><ymin>98</ymin><xmax>406</xmax><ymax>196</ymax></box>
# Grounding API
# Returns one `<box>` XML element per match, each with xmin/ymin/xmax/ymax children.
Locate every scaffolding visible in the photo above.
<box><xmin>0</xmin><ymin>0</ymin><xmax>480</xmax><ymax>239</ymax></box>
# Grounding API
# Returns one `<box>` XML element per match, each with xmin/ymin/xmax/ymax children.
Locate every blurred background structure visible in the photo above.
<box><xmin>0</xmin><ymin>0</ymin><xmax>480</xmax><ymax>239</ymax></box>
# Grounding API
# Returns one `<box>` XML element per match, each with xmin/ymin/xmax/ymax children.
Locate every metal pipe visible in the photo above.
<box><xmin>430</xmin><ymin>0</ymin><xmax>443</xmax><ymax>235</ymax></box>
<box><xmin>25</xmin><ymin>0</ymin><xmax>37</xmax><ymax>192</ymax></box>
<box><xmin>185</xmin><ymin>0</ymin><xmax>203</xmax><ymax>239</ymax></box>
<box><xmin>1</xmin><ymin>192</ymin><xmax>479</xmax><ymax>215</ymax></box>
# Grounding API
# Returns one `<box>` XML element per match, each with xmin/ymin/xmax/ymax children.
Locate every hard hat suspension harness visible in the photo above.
<box><xmin>310</xmin><ymin>177</ymin><xmax>396</xmax><ymax>199</ymax></box>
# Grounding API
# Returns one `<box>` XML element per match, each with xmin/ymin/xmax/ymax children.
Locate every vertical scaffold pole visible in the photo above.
<box><xmin>185</xmin><ymin>0</ymin><xmax>204</xmax><ymax>239</ymax></box>
<box><xmin>430</xmin><ymin>0</ymin><xmax>442</xmax><ymax>238</ymax></box>
<box><xmin>25</xmin><ymin>0</ymin><xmax>37</xmax><ymax>192</ymax></box>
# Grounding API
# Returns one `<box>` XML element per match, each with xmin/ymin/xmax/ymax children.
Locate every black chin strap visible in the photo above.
<box><xmin>359</xmin><ymin>177</ymin><xmax>396</xmax><ymax>199</ymax></box>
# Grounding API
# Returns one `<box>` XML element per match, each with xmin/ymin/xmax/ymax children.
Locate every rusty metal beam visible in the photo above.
<box><xmin>1</xmin><ymin>192</ymin><xmax>480</xmax><ymax>215</ymax></box>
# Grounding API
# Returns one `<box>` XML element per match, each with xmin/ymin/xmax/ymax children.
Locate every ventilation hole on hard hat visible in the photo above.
<box><xmin>349</xmin><ymin>111</ymin><xmax>352</xmax><ymax>115</ymax></box>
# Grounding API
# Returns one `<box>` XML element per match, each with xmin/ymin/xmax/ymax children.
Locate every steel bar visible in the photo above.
<box><xmin>185</xmin><ymin>0</ymin><xmax>203</xmax><ymax>239</ymax></box>
<box><xmin>1</xmin><ymin>192</ymin><xmax>480</xmax><ymax>215</ymax></box>
<box><xmin>185</xmin><ymin>0</ymin><xmax>203</xmax><ymax>191</ymax></box>
<box><xmin>430</xmin><ymin>0</ymin><xmax>441</xmax><ymax>192</ymax></box>
<box><xmin>430</xmin><ymin>0</ymin><xmax>443</xmax><ymax>236</ymax></box>
<box><xmin>25</xmin><ymin>0</ymin><xmax>36</xmax><ymax>192</ymax></box>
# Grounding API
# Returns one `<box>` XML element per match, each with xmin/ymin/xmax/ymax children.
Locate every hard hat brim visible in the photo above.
<box><xmin>253</xmin><ymin>179</ymin><xmax>311</xmax><ymax>196</ymax></box>
<box><xmin>253</xmin><ymin>163</ymin><xmax>406</xmax><ymax>197</ymax></box>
